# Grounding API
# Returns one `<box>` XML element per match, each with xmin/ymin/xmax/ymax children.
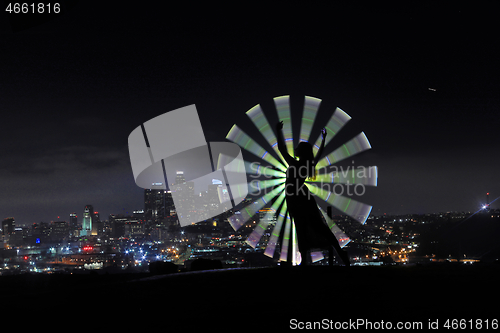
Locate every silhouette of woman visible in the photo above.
<box><xmin>276</xmin><ymin>121</ymin><xmax>350</xmax><ymax>266</ymax></box>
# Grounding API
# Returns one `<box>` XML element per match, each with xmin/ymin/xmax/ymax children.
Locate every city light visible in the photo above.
<box><xmin>0</xmin><ymin>197</ymin><xmax>497</xmax><ymax>276</ymax></box>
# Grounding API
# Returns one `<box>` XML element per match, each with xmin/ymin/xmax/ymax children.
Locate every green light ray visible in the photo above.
<box><xmin>249</xmin><ymin>178</ymin><xmax>285</xmax><ymax>194</ymax></box>
<box><xmin>244</xmin><ymin>161</ymin><xmax>286</xmax><ymax>178</ymax></box>
<box><xmin>227</xmin><ymin>182</ymin><xmax>283</xmax><ymax>232</ymax></box>
<box><xmin>291</xmin><ymin>220</ymin><xmax>300</xmax><ymax>265</ymax></box>
<box><xmin>313</xmin><ymin>107</ymin><xmax>351</xmax><ymax>154</ymax></box>
<box><xmin>273</xmin><ymin>95</ymin><xmax>295</xmax><ymax>157</ymax></box>
<box><xmin>306</xmin><ymin>166</ymin><xmax>378</xmax><ymax>186</ymax></box>
<box><xmin>316</xmin><ymin>132</ymin><xmax>372</xmax><ymax>170</ymax></box>
<box><xmin>306</xmin><ymin>183</ymin><xmax>373</xmax><ymax>224</ymax></box>
<box><xmin>279</xmin><ymin>213</ymin><xmax>292</xmax><ymax>262</ymax></box>
<box><xmin>243</xmin><ymin>183</ymin><xmax>285</xmax><ymax>220</ymax></box>
<box><xmin>226</xmin><ymin>124</ymin><xmax>287</xmax><ymax>172</ymax></box>
<box><xmin>299</xmin><ymin>96</ymin><xmax>321</xmax><ymax>143</ymax></box>
<box><xmin>264</xmin><ymin>201</ymin><xmax>287</xmax><ymax>258</ymax></box>
<box><xmin>227</xmin><ymin>209</ymin><xmax>250</xmax><ymax>231</ymax></box>
<box><xmin>246</xmin><ymin>104</ymin><xmax>289</xmax><ymax>168</ymax></box>
<box><xmin>246</xmin><ymin>190</ymin><xmax>286</xmax><ymax>248</ymax></box>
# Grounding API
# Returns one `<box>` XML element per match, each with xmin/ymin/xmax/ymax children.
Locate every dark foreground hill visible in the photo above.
<box><xmin>417</xmin><ymin>214</ymin><xmax>500</xmax><ymax>260</ymax></box>
<box><xmin>2</xmin><ymin>264</ymin><xmax>499</xmax><ymax>330</ymax></box>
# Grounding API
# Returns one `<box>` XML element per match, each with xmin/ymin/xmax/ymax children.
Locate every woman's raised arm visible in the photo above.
<box><xmin>314</xmin><ymin>128</ymin><xmax>327</xmax><ymax>165</ymax></box>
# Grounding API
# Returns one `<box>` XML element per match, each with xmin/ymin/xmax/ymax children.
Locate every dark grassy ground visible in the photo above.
<box><xmin>2</xmin><ymin>264</ymin><xmax>499</xmax><ymax>330</ymax></box>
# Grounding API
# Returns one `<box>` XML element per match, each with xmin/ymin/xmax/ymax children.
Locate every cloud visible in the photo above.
<box><xmin>0</xmin><ymin>144</ymin><xmax>129</xmax><ymax>176</ymax></box>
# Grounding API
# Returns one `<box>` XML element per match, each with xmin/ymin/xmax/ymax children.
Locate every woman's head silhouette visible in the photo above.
<box><xmin>294</xmin><ymin>141</ymin><xmax>313</xmax><ymax>160</ymax></box>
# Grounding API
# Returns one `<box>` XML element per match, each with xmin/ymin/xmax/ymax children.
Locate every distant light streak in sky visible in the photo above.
<box><xmin>452</xmin><ymin>195</ymin><xmax>500</xmax><ymax>228</ymax></box>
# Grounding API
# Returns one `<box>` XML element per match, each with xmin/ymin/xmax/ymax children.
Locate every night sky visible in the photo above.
<box><xmin>1</xmin><ymin>3</ymin><xmax>499</xmax><ymax>225</ymax></box>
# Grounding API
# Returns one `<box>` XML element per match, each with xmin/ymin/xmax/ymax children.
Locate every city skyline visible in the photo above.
<box><xmin>8</xmin><ymin>169</ymin><xmax>230</xmax><ymax>226</ymax></box>
<box><xmin>1</xmin><ymin>4</ymin><xmax>499</xmax><ymax>224</ymax></box>
<box><xmin>1</xmin><ymin>151</ymin><xmax>497</xmax><ymax>227</ymax></box>
<box><xmin>1</xmin><ymin>5</ymin><xmax>498</xmax><ymax>326</ymax></box>
<box><xmin>4</xmin><ymin>188</ymin><xmax>497</xmax><ymax>229</ymax></box>
<box><xmin>2</xmin><ymin>203</ymin><xmax>498</xmax><ymax>272</ymax></box>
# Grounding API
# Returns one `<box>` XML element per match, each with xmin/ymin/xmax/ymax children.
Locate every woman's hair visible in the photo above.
<box><xmin>294</xmin><ymin>142</ymin><xmax>317</xmax><ymax>180</ymax></box>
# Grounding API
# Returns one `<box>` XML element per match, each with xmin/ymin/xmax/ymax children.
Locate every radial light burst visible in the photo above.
<box><xmin>226</xmin><ymin>95</ymin><xmax>377</xmax><ymax>265</ymax></box>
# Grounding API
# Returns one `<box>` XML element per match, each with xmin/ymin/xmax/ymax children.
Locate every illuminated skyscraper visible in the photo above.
<box><xmin>145</xmin><ymin>189</ymin><xmax>166</xmax><ymax>222</ymax></box>
<box><xmin>69</xmin><ymin>213</ymin><xmax>77</xmax><ymax>229</ymax></box>
<box><xmin>80</xmin><ymin>205</ymin><xmax>94</xmax><ymax>237</ymax></box>
<box><xmin>2</xmin><ymin>217</ymin><xmax>15</xmax><ymax>235</ymax></box>
<box><xmin>51</xmin><ymin>221</ymin><xmax>69</xmax><ymax>241</ymax></box>
<box><xmin>175</xmin><ymin>171</ymin><xmax>186</xmax><ymax>185</ymax></box>
<box><xmin>92</xmin><ymin>211</ymin><xmax>101</xmax><ymax>235</ymax></box>
<box><xmin>165</xmin><ymin>191</ymin><xmax>175</xmax><ymax>217</ymax></box>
